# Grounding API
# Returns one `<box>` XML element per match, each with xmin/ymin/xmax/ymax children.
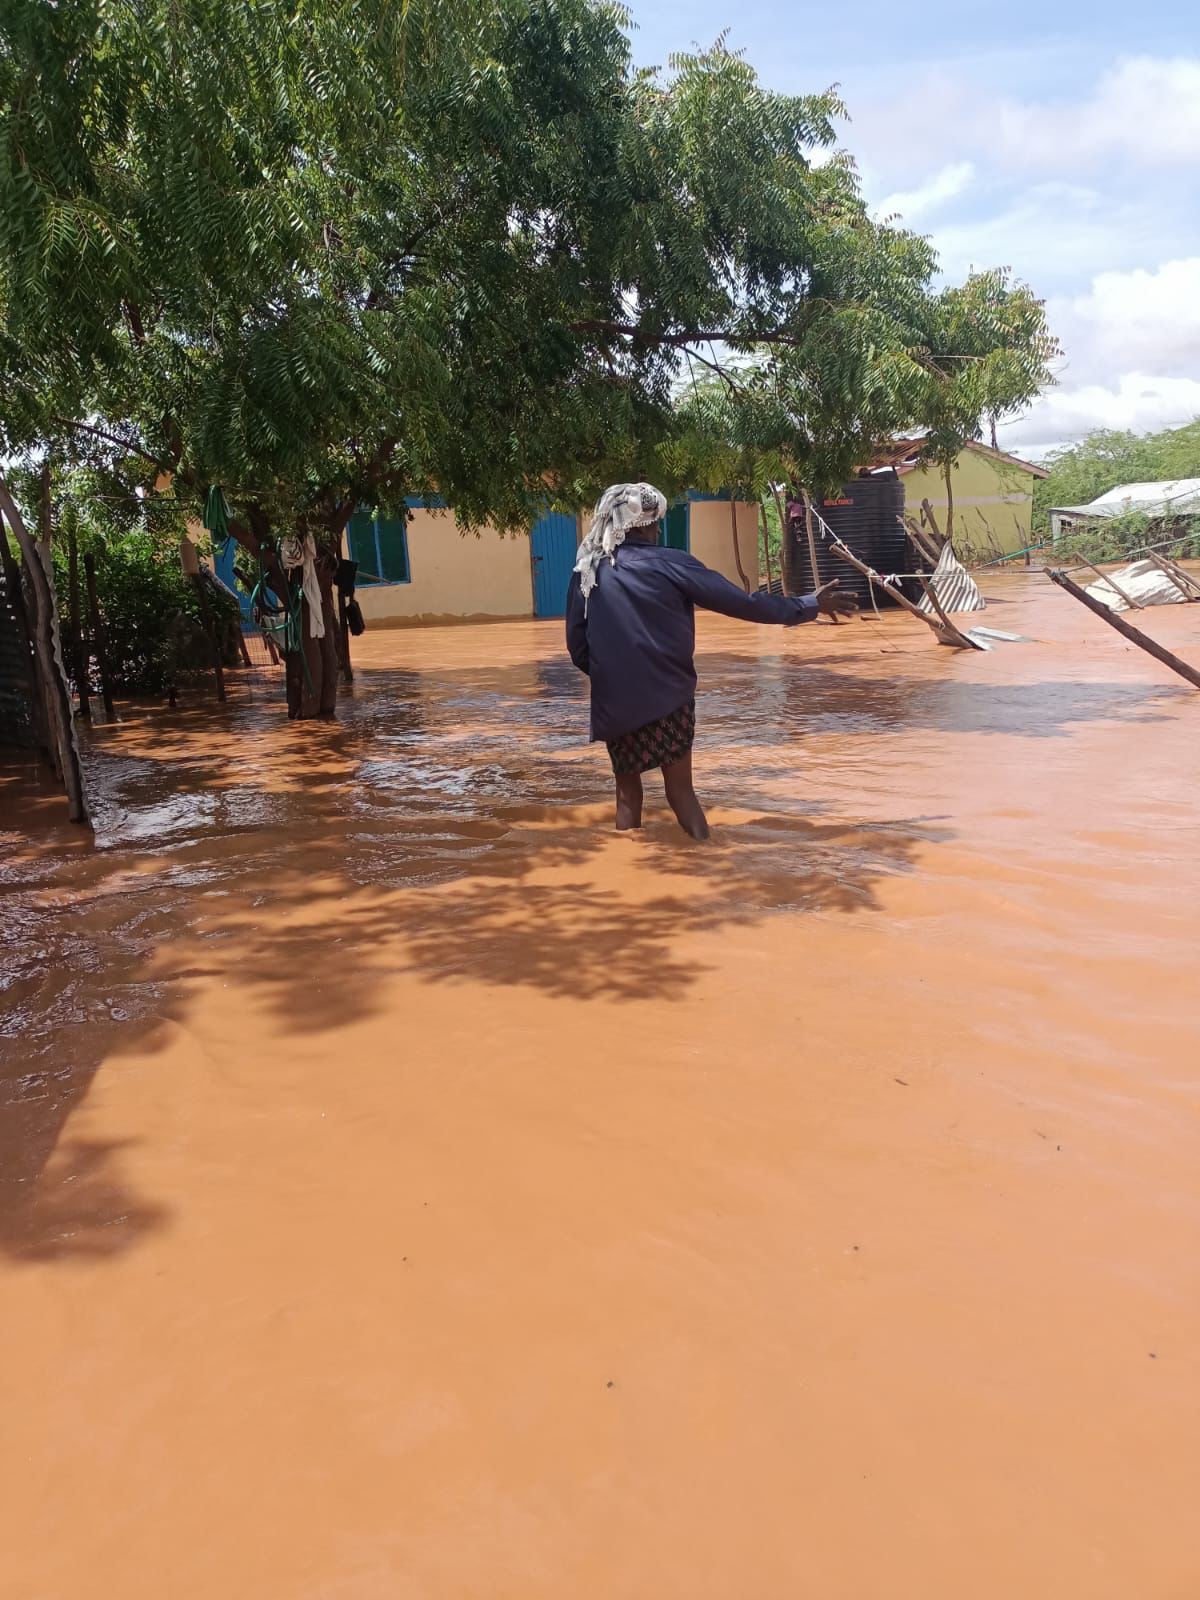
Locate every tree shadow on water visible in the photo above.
<box><xmin>388</xmin><ymin>811</ymin><xmax>945</xmax><ymax>1002</ymax></box>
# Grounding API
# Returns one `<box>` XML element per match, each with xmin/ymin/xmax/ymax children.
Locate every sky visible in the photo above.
<box><xmin>625</xmin><ymin>0</ymin><xmax>1199</xmax><ymax>457</ymax></box>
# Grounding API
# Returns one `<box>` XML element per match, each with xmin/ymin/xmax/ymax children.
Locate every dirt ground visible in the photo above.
<box><xmin>2</xmin><ymin>571</ymin><xmax>1198</xmax><ymax>1599</ymax></box>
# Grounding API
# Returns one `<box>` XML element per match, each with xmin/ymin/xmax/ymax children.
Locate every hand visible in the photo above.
<box><xmin>814</xmin><ymin>579</ymin><xmax>858</xmax><ymax>618</ymax></box>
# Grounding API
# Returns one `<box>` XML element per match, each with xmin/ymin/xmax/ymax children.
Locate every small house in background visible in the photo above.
<box><xmin>1047</xmin><ymin>478</ymin><xmax>1200</xmax><ymax>542</ymax></box>
<box><xmin>346</xmin><ymin>491</ymin><xmax>760</xmax><ymax>627</ymax></box>
<box><xmin>868</xmin><ymin>440</ymin><xmax>1048</xmax><ymax>563</ymax></box>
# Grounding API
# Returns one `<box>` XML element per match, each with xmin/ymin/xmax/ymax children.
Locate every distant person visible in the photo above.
<box><xmin>565</xmin><ymin>482</ymin><xmax>856</xmax><ymax>840</ymax></box>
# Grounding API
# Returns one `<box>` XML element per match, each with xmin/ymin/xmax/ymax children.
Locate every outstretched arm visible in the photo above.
<box><xmin>669</xmin><ymin>553</ymin><xmax>850</xmax><ymax>625</ymax></box>
<box><xmin>565</xmin><ymin>572</ymin><xmax>590</xmax><ymax>673</ymax></box>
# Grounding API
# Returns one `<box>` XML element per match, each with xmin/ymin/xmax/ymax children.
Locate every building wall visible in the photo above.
<box><xmin>353</xmin><ymin>507</ymin><xmax>537</xmax><ymax>627</ymax></box>
<box><xmin>687</xmin><ymin>498</ymin><xmax>760</xmax><ymax>591</ymax></box>
<box><xmin>901</xmin><ymin>451</ymin><xmax>1037</xmax><ymax>562</ymax></box>
<box><xmin>355</xmin><ymin>498</ymin><xmax>762</xmax><ymax>625</ymax></box>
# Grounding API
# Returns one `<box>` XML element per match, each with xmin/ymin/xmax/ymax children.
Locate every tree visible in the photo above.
<box><xmin>0</xmin><ymin>3</ymin><xmax>963</xmax><ymax>720</ymax></box>
<box><xmin>910</xmin><ymin>269</ymin><xmax>1058</xmax><ymax>546</ymax></box>
<box><xmin>1033</xmin><ymin>417</ymin><xmax>1200</xmax><ymax>530</ymax></box>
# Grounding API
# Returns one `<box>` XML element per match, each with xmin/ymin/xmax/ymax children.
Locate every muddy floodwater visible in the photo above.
<box><xmin>2</xmin><ymin>571</ymin><xmax>1198</xmax><ymax>1598</ymax></box>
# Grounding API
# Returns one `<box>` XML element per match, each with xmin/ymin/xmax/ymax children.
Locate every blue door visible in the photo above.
<box><xmin>530</xmin><ymin>511</ymin><xmax>579</xmax><ymax>618</ymax></box>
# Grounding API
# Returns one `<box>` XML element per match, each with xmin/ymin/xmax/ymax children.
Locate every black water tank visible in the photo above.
<box><xmin>784</xmin><ymin>473</ymin><xmax>906</xmax><ymax>608</ymax></box>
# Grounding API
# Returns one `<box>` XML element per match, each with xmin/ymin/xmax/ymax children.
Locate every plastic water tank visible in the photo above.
<box><xmin>784</xmin><ymin>473</ymin><xmax>906</xmax><ymax>607</ymax></box>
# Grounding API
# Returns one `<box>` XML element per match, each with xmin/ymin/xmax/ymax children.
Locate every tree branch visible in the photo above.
<box><xmin>52</xmin><ymin>416</ymin><xmax>165</xmax><ymax>469</ymax></box>
<box><xmin>569</xmin><ymin>318</ymin><xmax>809</xmax><ymax>350</ymax></box>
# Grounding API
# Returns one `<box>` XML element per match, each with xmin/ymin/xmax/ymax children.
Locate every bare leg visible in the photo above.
<box><xmin>614</xmin><ymin>771</ymin><xmax>644</xmax><ymax>831</ymax></box>
<box><xmin>662</xmin><ymin>752</ymin><xmax>710</xmax><ymax>840</ymax></box>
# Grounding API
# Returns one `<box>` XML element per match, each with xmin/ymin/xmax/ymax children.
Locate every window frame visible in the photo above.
<box><xmin>346</xmin><ymin>508</ymin><xmax>411</xmax><ymax>586</ymax></box>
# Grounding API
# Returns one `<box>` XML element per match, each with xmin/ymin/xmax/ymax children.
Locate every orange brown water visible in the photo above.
<box><xmin>2</xmin><ymin>572</ymin><xmax>1198</xmax><ymax>1598</ymax></box>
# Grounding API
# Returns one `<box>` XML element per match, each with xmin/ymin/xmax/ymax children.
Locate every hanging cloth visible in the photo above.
<box><xmin>279</xmin><ymin>533</ymin><xmax>326</xmax><ymax>639</ymax></box>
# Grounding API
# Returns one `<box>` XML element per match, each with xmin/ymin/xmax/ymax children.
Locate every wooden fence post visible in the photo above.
<box><xmin>1047</xmin><ymin>568</ymin><xmax>1200</xmax><ymax>691</ymax></box>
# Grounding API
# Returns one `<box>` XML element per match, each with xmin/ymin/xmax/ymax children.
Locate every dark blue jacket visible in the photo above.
<box><xmin>565</xmin><ymin>542</ymin><xmax>819</xmax><ymax>740</ymax></box>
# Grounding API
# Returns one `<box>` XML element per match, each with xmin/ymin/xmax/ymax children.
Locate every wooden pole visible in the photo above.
<box><xmin>83</xmin><ymin>552</ymin><xmax>116</xmax><ymax>720</ymax></box>
<box><xmin>916</xmin><ymin>574</ymin><xmax>961</xmax><ymax>639</ymax></box>
<box><xmin>0</xmin><ymin>477</ymin><xmax>89</xmax><ymax>822</ymax></box>
<box><xmin>769</xmin><ymin>485</ymin><xmax>792</xmax><ymax>594</ymax></box>
<box><xmin>1072</xmin><ymin>557</ymin><xmax>1143</xmax><ymax>610</ymax></box>
<box><xmin>728</xmin><ymin>497</ymin><xmax>751</xmax><ymax>593</ymax></box>
<box><xmin>1144</xmin><ymin>550</ymin><xmax>1200</xmax><ymax>602</ymax></box>
<box><xmin>1047</xmin><ymin>568</ymin><xmax>1200</xmax><ymax>691</ymax></box>
<box><xmin>902</xmin><ymin>514</ymin><xmax>941</xmax><ymax>569</ymax></box>
<box><xmin>801</xmin><ymin>490</ymin><xmax>840</xmax><ymax>624</ymax></box>
<box><xmin>828</xmin><ymin>537</ymin><xmax>984</xmax><ymax>650</ymax></box>
<box><xmin>801</xmin><ymin>490</ymin><xmax>823</xmax><ymax>582</ymax></box>
<box><xmin>920</xmin><ymin>498</ymin><xmax>944</xmax><ymax>546</ymax></box>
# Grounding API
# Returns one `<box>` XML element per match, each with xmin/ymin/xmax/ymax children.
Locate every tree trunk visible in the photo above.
<box><xmin>286</xmin><ymin>563</ymin><xmax>342</xmax><ymax>719</ymax></box>
<box><xmin>66</xmin><ymin>516</ymin><xmax>91</xmax><ymax>719</ymax></box>
<box><xmin>802</xmin><ymin>491</ymin><xmax>831</xmax><ymax>617</ymax></box>
<box><xmin>0</xmin><ymin>475</ymin><xmax>89</xmax><ymax>823</ymax></box>
<box><xmin>729</xmin><ymin>497</ymin><xmax>751</xmax><ymax>592</ymax></box>
<box><xmin>0</xmin><ymin>520</ymin><xmax>53</xmax><ymax>762</ymax></box>
<box><xmin>758</xmin><ymin>502</ymin><xmax>776</xmax><ymax>592</ymax></box>
<box><xmin>83</xmin><ymin>552</ymin><xmax>116</xmax><ymax>720</ymax></box>
<box><xmin>943</xmin><ymin>461</ymin><xmax>956</xmax><ymax>547</ymax></box>
<box><xmin>230</xmin><ymin>511</ymin><xmax>343</xmax><ymax>721</ymax></box>
<box><xmin>190</xmin><ymin>574</ymin><xmax>226</xmax><ymax>702</ymax></box>
<box><xmin>770</xmin><ymin>485</ymin><xmax>792</xmax><ymax>594</ymax></box>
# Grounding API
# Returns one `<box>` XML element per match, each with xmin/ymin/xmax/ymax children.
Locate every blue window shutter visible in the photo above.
<box><xmin>375</xmin><ymin>516</ymin><xmax>409</xmax><ymax>582</ymax></box>
<box><xmin>347</xmin><ymin>511</ymin><xmax>377</xmax><ymax>579</ymax></box>
<box><xmin>664</xmin><ymin>503</ymin><xmax>689</xmax><ymax>550</ymax></box>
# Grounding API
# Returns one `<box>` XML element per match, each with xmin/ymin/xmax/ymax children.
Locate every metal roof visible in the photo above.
<box><xmin>1050</xmin><ymin>478</ymin><xmax>1200</xmax><ymax>519</ymax></box>
<box><xmin>866</xmin><ymin>438</ymin><xmax>1049</xmax><ymax>478</ymax></box>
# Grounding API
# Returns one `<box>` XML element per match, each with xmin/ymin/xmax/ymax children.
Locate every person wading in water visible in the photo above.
<box><xmin>566</xmin><ymin>482</ymin><xmax>857</xmax><ymax>840</ymax></box>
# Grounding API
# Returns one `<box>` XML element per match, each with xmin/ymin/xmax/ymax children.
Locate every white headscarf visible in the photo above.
<box><xmin>574</xmin><ymin>482</ymin><xmax>668</xmax><ymax>608</ymax></box>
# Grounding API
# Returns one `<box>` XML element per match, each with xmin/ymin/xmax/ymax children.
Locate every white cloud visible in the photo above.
<box><xmin>1051</xmin><ymin>258</ymin><xmax>1200</xmax><ymax>384</ymax></box>
<box><xmin>998</xmin><ymin>57</ymin><xmax>1200</xmax><ymax>170</ymax></box>
<box><xmin>994</xmin><ymin>259</ymin><xmax>1200</xmax><ymax>450</ymax></box>
<box><xmin>844</xmin><ymin>52</ymin><xmax>1200</xmax><ymax>449</ymax></box>
<box><xmin>850</xmin><ymin>54</ymin><xmax>1200</xmax><ymax>187</ymax></box>
<box><xmin>999</xmin><ymin>374</ymin><xmax>1200</xmax><ymax>455</ymax></box>
<box><xmin>926</xmin><ymin>183</ymin><xmax>1177</xmax><ymax>288</ymax></box>
<box><xmin>877</xmin><ymin>161</ymin><xmax>975</xmax><ymax>222</ymax></box>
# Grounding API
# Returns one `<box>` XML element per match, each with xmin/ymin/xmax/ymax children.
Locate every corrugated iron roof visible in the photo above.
<box><xmin>864</xmin><ymin>438</ymin><xmax>1049</xmax><ymax>479</ymax></box>
<box><xmin>1048</xmin><ymin>478</ymin><xmax>1200</xmax><ymax>519</ymax></box>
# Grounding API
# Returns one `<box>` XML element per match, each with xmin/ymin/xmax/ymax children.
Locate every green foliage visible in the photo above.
<box><xmin>41</xmin><ymin>468</ymin><xmax>239</xmax><ymax>696</ymax></box>
<box><xmin>0</xmin><ymin>3</ymin><xmax>945</xmax><ymax>516</ymax></box>
<box><xmin>914</xmin><ymin>269</ymin><xmax>1058</xmax><ymax>472</ymax></box>
<box><xmin>0</xmin><ymin>0</ymin><xmax>1056</xmax><ymax>695</ymax></box>
<box><xmin>1033</xmin><ymin>418</ymin><xmax>1200</xmax><ymax>531</ymax></box>
<box><xmin>1050</xmin><ymin>511</ymin><xmax>1200</xmax><ymax>566</ymax></box>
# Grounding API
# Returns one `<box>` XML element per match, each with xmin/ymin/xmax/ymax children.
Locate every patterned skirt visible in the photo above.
<box><xmin>606</xmin><ymin>700</ymin><xmax>696</xmax><ymax>776</ymax></box>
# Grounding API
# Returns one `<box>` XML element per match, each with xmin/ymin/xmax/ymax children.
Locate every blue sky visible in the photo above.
<box><xmin>626</xmin><ymin>0</ymin><xmax>1200</xmax><ymax>454</ymax></box>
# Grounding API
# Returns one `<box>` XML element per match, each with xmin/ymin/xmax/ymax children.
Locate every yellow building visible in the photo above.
<box><xmin>875</xmin><ymin>440</ymin><xmax>1048</xmax><ymax>563</ymax></box>
<box><xmin>348</xmin><ymin>494</ymin><xmax>760</xmax><ymax>628</ymax></box>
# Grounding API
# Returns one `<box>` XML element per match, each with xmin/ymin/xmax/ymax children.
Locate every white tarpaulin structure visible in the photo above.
<box><xmin>1083</xmin><ymin>559</ymin><xmax>1188</xmax><ymax>612</ymax></box>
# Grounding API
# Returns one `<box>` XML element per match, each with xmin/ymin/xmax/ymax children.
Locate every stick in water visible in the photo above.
<box><xmin>1047</xmin><ymin>568</ymin><xmax>1200</xmax><ymax>691</ymax></box>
